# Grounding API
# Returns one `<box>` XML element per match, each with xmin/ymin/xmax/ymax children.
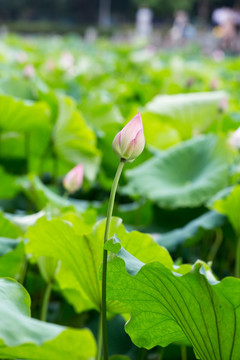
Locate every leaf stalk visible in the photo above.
<box><xmin>235</xmin><ymin>236</ymin><xmax>240</xmax><ymax>278</ymax></box>
<box><xmin>101</xmin><ymin>159</ymin><xmax>125</xmax><ymax>360</ymax></box>
<box><xmin>40</xmin><ymin>280</ymin><xmax>53</xmax><ymax>322</ymax></box>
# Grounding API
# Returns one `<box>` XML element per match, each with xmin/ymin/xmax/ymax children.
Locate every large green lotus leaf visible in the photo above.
<box><xmin>0</xmin><ymin>237</ymin><xmax>22</xmax><ymax>257</ymax></box>
<box><xmin>80</xmin><ymin>92</ymin><xmax>123</xmax><ymax>131</ymax></box>
<box><xmin>19</xmin><ymin>174</ymin><xmax>90</xmax><ymax>212</ymax></box>
<box><xmin>145</xmin><ymin>91</ymin><xmax>227</xmax><ymax>139</ymax></box>
<box><xmin>0</xmin><ymin>95</ymin><xmax>51</xmax><ymax>175</ymax></box>
<box><xmin>106</xmin><ymin>241</ymin><xmax>240</xmax><ymax>360</ymax></box>
<box><xmin>26</xmin><ymin>216</ymin><xmax>172</xmax><ymax>313</ymax></box>
<box><xmin>0</xmin><ymin>128</ymin><xmax>51</xmax><ymax>177</ymax></box>
<box><xmin>4</xmin><ymin>210</ymin><xmax>45</xmax><ymax>233</ymax></box>
<box><xmin>0</xmin><ymin>239</ymin><xmax>25</xmax><ymax>278</ymax></box>
<box><xmin>0</xmin><ymin>217</ymin><xmax>30</xmax><ymax>279</ymax></box>
<box><xmin>156</xmin><ymin>210</ymin><xmax>226</xmax><ymax>251</ymax></box>
<box><xmin>142</xmin><ymin>112</ymin><xmax>181</xmax><ymax>150</ymax></box>
<box><xmin>116</xmin><ymin>200</ymin><xmax>153</xmax><ymax>228</ymax></box>
<box><xmin>0</xmin><ymin>278</ymin><xmax>96</xmax><ymax>360</ymax></box>
<box><xmin>0</xmin><ymin>76</ymin><xmax>38</xmax><ymax>100</ymax></box>
<box><xmin>0</xmin><ymin>166</ymin><xmax>20</xmax><ymax>199</ymax></box>
<box><xmin>0</xmin><ymin>211</ymin><xmax>22</xmax><ymax>238</ymax></box>
<box><xmin>123</xmin><ymin>135</ymin><xmax>229</xmax><ymax>209</ymax></box>
<box><xmin>5</xmin><ymin>208</ymin><xmax>96</xmax><ymax>235</ymax></box>
<box><xmin>0</xmin><ymin>94</ymin><xmax>51</xmax><ymax>132</ymax></box>
<box><xmin>0</xmin><ymin>131</ymin><xmax>25</xmax><ymax>159</ymax></box>
<box><xmin>212</xmin><ymin>185</ymin><xmax>240</xmax><ymax>236</ymax></box>
<box><xmin>52</xmin><ymin>95</ymin><xmax>101</xmax><ymax>181</ymax></box>
<box><xmin>207</xmin><ymin>186</ymin><xmax>234</xmax><ymax>206</ymax></box>
<box><xmin>62</xmin><ymin>210</ymin><xmax>97</xmax><ymax>235</ymax></box>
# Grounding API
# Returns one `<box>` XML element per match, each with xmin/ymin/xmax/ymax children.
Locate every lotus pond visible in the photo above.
<box><xmin>0</xmin><ymin>33</ymin><xmax>240</xmax><ymax>360</ymax></box>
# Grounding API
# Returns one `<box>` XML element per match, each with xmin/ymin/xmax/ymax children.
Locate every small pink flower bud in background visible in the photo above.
<box><xmin>210</xmin><ymin>78</ymin><xmax>219</xmax><ymax>90</ymax></box>
<box><xmin>63</xmin><ymin>164</ymin><xmax>84</xmax><ymax>194</ymax></box>
<box><xmin>45</xmin><ymin>59</ymin><xmax>55</xmax><ymax>72</ymax></box>
<box><xmin>186</xmin><ymin>77</ymin><xmax>195</xmax><ymax>88</ymax></box>
<box><xmin>59</xmin><ymin>51</ymin><xmax>74</xmax><ymax>70</ymax></box>
<box><xmin>112</xmin><ymin>112</ymin><xmax>145</xmax><ymax>161</ymax></box>
<box><xmin>218</xmin><ymin>97</ymin><xmax>228</xmax><ymax>112</ymax></box>
<box><xmin>23</xmin><ymin>64</ymin><xmax>35</xmax><ymax>78</ymax></box>
<box><xmin>229</xmin><ymin>127</ymin><xmax>240</xmax><ymax>150</ymax></box>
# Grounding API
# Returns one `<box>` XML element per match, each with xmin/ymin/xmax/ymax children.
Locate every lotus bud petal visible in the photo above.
<box><xmin>112</xmin><ymin>113</ymin><xmax>145</xmax><ymax>161</ymax></box>
<box><xmin>63</xmin><ymin>164</ymin><xmax>84</xmax><ymax>194</ymax></box>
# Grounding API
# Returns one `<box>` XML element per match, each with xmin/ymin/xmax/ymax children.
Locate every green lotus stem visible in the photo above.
<box><xmin>40</xmin><ymin>280</ymin><xmax>53</xmax><ymax>322</ymax></box>
<box><xmin>52</xmin><ymin>151</ymin><xmax>58</xmax><ymax>183</ymax></box>
<box><xmin>217</xmin><ymin>114</ymin><xmax>222</xmax><ymax>135</ymax></box>
<box><xmin>235</xmin><ymin>236</ymin><xmax>240</xmax><ymax>278</ymax></box>
<box><xmin>38</xmin><ymin>141</ymin><xmax>51</xmax><ymax>174</ymax></box>
<box><xmin>181</xmin><ymin>345</ymin><xmax>187</xmax><ymax>360</ymax></box>
<box><xmin>96</xmin><ymin>315</ymin><xmax>102</xmax><ymax>360</ymax></box>
<box><xmin>101</xmin><ymin>159</ymin><xmax>125</xmax><ymax>360</ymax></box>
<box><xmin>24</xmin><ymin>131</ymin><xmax>30</xmax><ymax>173</ymax></box>
<box><xmin>207</xmin><ymin>228</ymin><xmax>223</xmax><ymax>262</ymax></box>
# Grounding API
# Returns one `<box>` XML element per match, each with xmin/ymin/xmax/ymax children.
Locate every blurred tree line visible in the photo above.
<box><xmin>133</xmin><ymin>0</ymin><xmax>238</xmax><ymax>19</ymax></box>
<box><xmin>0</xmin><ymin>0</ymin><xmax>237</xmax><ymax>24</ymax></box>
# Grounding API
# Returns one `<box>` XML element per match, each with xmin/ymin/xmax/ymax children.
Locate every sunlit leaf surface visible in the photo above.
<box><xmin>107</xmin><ymin>240</ymin><xmax>240</xmax><ymax>360</ymax></box>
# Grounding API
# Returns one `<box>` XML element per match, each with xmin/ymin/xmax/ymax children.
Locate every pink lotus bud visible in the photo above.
<box><xmin>112</xmin><ymin>113</ymin><xmax>145</xmax><ymax>161</ymax></box>
<box><xmin>229</xmin><ymin>127</ymin><xmax>240</xmax><ymax>150</ymax></box>
<box><xmin>210</xmin><ymin>78</ymin><xmax>219</xmax><ymax>90</ymax></box>
<box><xmin>63</xmin><ymin>164</ymin><xmax>84</xmax><ymax>194</ymax></box>
<box><xmin>23</xmin><ymin>64</ymin><xmax>35</xmax><ymax>78</ymax></box>
<box><xmin>45</xmin><ymin>59</ymin><xmax>55</xmax><ymax>72</ymax></box>
<box><xmin>59</xmin><ymin>51</ymin><xmax>74</xmax><ymax>70</ymax></box>
<box><xmin>218</xmin><ymin>97</ymin><xmax>228</xmax><ymax>112</ymax></box>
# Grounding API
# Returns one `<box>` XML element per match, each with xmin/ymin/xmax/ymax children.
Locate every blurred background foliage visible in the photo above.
<box><xmin>0</xmin><ymin>0</ymin><xmax>239</xmax><ymax>359</ymax></box>
<box><xmin>0</xmin><ymin>0</ymin><xmax>238</xmax><ymax>27</ymax></box>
